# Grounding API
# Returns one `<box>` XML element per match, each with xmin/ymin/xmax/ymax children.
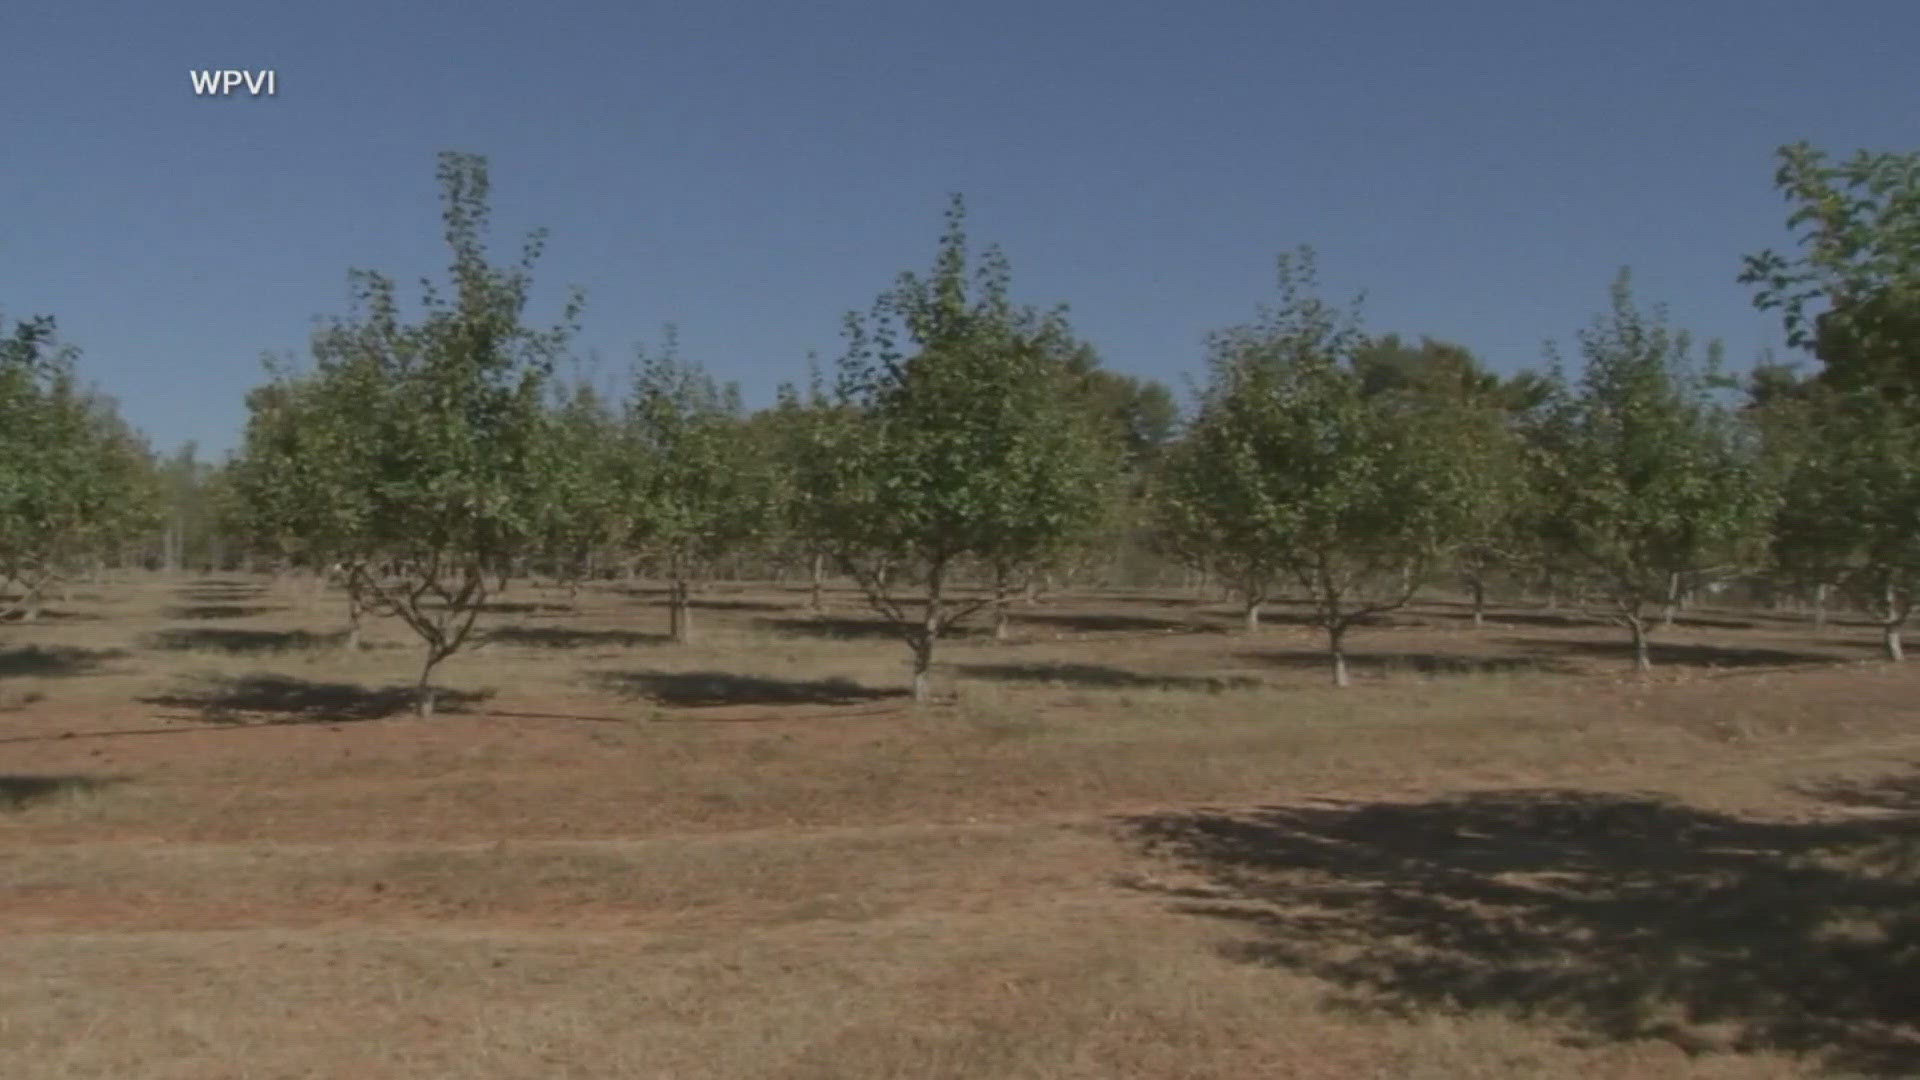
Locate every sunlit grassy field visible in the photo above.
<box><xmin>3</xmin><ymin>573</ymin><xmax>1917</xmax><ymax>1078</ymax></box>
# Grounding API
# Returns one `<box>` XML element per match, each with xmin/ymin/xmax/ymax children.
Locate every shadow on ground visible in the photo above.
<box><xmin>1122</xmin><ymin>780</ymin><xmax>1920</xmax><ymax>1074</ymax></box>
<box><xmin>1236</xmin><ymin>648</ymin><xmax>1569</xmax><ymax>677</ymax></box>
<box><xmin>1004</xmin><ymin>611</ymin><xmax>1204</xmax><ymax>634</ymax></box>
<box><xmin>1409</xmin><ymin>604</ymin><xmax>1604</xmax><ymax>629</ymax></box>
<box><xmin>954</xmin><ymin>661</ymin><xmax>1261</xmax><ymax>692</ymax></box>
<box><xmin>593</xmin><ymin>669</ymin><xmax>904</xmax><ymax>708</ymax></box>
<box><xmin>0</xmin><ymin>645</ymin><xmax>125</xmax><ymax>678</ymax></box>
<box><xmin>0</xmin><ymin>608</ymin><xmax>102</xmax><ymax>623</ymax></box>
<box><xmin>614</xmin><ymin>588</ymin><xmax>792</xmax><ymax>613</ymax></box>
<box><xmin>141</xmin><ymin>674</ymin><xmax>494</xmax><ymax>722</ymax></box>
<box><xmin>144</xmin><ymin>628</ymin><xmax>352</xmax><ymax>654</ymax></box>
<box><xmin>162</xmin><ymin>604</ymin><xmax>284</xmax><ymax>621</ymax></box>
<box><xmin>755</xmin><ymin>616</ymin><xmax>989</xmax><ymax>641</ymax></box>
<box><xmin>410</xmin><ymin>600</ymin><xmax>576</xmax><ymax>616</ymax></box>
<box><xmin>175</xmin><ymin>580</ymin><xmax>269</xmax><ymax>602</ymax></box>
<box><xmin>486</xmin><ymin>625</ymin><xmax>667</xmax><ymax>649</ymax></box>
<box><xmin>1509</xmin><ymin>636</ymin><xmax>1845</xmax><ymax>669</ymax></box>
<box><xmin>0</xmin><ymin>774</ymin><xmax>125</xmax><ymax>810</ymax></box>
<box><xmin>1427</xmin><ymin>606</ymin><xmax>1757</xmax><ymax>632</ymax></box>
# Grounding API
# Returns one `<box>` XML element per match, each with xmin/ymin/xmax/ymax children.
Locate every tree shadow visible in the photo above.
<box><xmin>1236</xmin><ymin>648</ymin><xmax>1569</xmax><ymax>677</ymax></box>
<box><xmin>162</xmin><ymin>604</ymin><xmax>283</xmax><ymax>620</ymax></box>
<box><xmin>176</xmin><ymin>580</ymin><xmax>268</xmax><ymax>601</ymax></box>
<box><xmin>592</xmin><ymin>669</ymin><xmax>905</xmax><ymax>708</ymax></box>
<box><xmin>1799</xmin><ymin>773</ymin><xmax>1920</xmax><ymax>816</ymax></box>
<box><xmin>1419</xmin><ymin>609</ymin><xmax>1606</xmax><ymax>629</ymax></box>
<box><xmin>755</xmin><ymin>616</ymin><xmax>990</xmax><ymax>641</ymax></box>
<box><xmin>0</xmin><ymin>608</ymin><xmax>103</xmax><ymax>624</ymax></box>
<box><xmin>1201</xmin><ymin>607</ymin><xmax>1329</xmax><ymax>629</ymax></box>
<box><xmin>1670</xmin><ymin>614</ymin><xmax>1763</xmax><ymax>631</ymax></box>
<box><xmin>144</xmin><ymin>628</ymin><xmax>351</xmax><ymax>654</ymax></box>
<box><xmin>610</xmin><ymin>591</ymin><xmax>790</xmax><ymax>613</ymax></box>
<box><xmin>486</xmin><ymin>625</ymin><xmax>668</xmax><ymax>649</ymax></box>
<box><xmin>414</xmin><ymin>600</ymin><xmax>575</xmax><ymax>616</ymax></box>
<box><xmin>1743</xmin><ymin>609</ymin><xmax>1880</xmax><ymax>631</ymax></box>
<box><xmin>954</xmin><ymin>662</ymin><xmax>1262</xmax><ymax>692</ymax></box>
<box><xmin>0</xmin><ymin>774</ymin><xmax>126</xmax><ymax>810</ymax></box>
<box><xmin>1120</xmin><ymin>785</ymin><xmax>1920</xmax><ymax>1074</ymax></box>
<box><xmin>1509</xmin><ymin>636</ymin><xmax>1844</xmax><ymax>669</ymax></box>
<box><xmin>0</xmin><ymin>645</ymin><xmax>126</xmax><ymax>678</ymax></box>
<box><xmin>478</xmin><ymin>600</ymin><xmax>575</xmax><ymax>615</ymax></box>
<box><xmin>1006</xmin><ymin>611</ymin><xmax>1203</xmax><ymax>634</ymax></box>
<box><xmin>140</xmin><ymin>674</ymin><xmax>494</xmax><ymax>722</ymax></box>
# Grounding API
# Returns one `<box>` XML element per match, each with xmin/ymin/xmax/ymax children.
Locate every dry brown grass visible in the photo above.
<box><xmin>2</xmin><ymin>573</ymin><xmax>1917</xmax><ymax>1077</ymax></box>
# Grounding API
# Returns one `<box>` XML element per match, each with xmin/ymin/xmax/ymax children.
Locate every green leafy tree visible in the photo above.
<box><xmin>1737</xmin><ymin>360</ymin><xmax>1832</xmax><ymax>623</ymax></box>
<box><xmin>1531</xmin><ymin>271</ymin><xmax>1768</xmax><ymax>672</ymax></box>
<box><xmin>1741</xmin><ymin>142</ymin><xmax>1920</xmax><ymax>403</ymax></box>
<box><xmin>1156</xmin><ymin>249</ymin><xmax>1474</xmax><ymax>685</ymax></box>
<box><xmin>1772</xmin><ymin>387</ymin><xmax>1920</xmax><ymax>659</ymax></box>
<box><xmin>0</xmin><ymin>314</ymin><xmax>157</xmax><ymax>620</ymax></box>
<box><xmin>1052</xmin><ymin>345</ymin><xmax>1178</xmax><ymax>596</ymax></box>
<box><xmin>236</xmin><ymin>152</ymin><xmax>580</xmax><ymax>713</ymax></box>
<box><xmin>1353</xmin><ymin>336</ymin><xmax>1536</xmax><ymax>626</ymax></box>
<box><xmin>531</xmin><ymin>376</ymin><xmax>625</xmax><ymax>596</ymax></box>
<box><xmin>228</xmin><ymin>349</ymin><xmax>385</xmax><ymax>647</ymax></box>
<box><xmin>815</xmin><ymin>195</ymin><xmax>1117</xmax><ymax>701</ymax></box>
<box><xmin>771</xmin><ymin>368</ymin><xmax>860</xmax><ymax>613</ymax></box>
<box><xmin>1352</xmin><ymin>335</ymin><xmax>1503</xmax><ymax>401</ymax></box>
<box><xmin>154</xmin><ymin>442</ymin><xmax>233</xmax><ymax>573</ymax></box>
<box><xmin>619</xmin><ymin>330</ymin><xmax>775</xmax><ymax>643</ymax></box>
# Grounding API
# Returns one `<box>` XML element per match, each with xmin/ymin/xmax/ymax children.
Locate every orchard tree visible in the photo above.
<box><xmin>0</xmin><ymin>313</ymin><xmax>157</xmax><ymax>620</ymax></box>
<box><xmin>815</xmin><ymin>195</ymin><xmax>1117</xmax><ymax>701</ymax></box>
<box><xmin>1742</xmin><ymin>142</ymin><xmax>1920</xmax><ymax>403</ymax></box>
<box><xmin>1053</xmin><ymin>345</ymin><xmax>1177</xmax><ymax>598</ymax></box>
<box><xmin>768</xmin><ymin>371</ymin><xmax>844</xmax><ymax>611</ymax></box>
<box><xmin>228</xmin><ymin>348</ymin><xmax>384</xmax><ymax>648</ymax></box>
<box><xmin>1354</xmin><ymin>335</ymin><xmax>1536</xmax><ymax>627</ymax></box>
<box><xmin>1741</xmin><ymin>142</ymin><xmax>1920</xmax><ymax>642</ymax></box>
<box><xmin>531</xmin><ymin>376</ymin><xmax>624</xmax><ymax>595</ymax></box>
<box><xmin>619</xmin><ymin>330</ymin><xmax>776</xmax><ymax>643</ymax></box>
<box><xmin>154</xmin><ymin>443</ymin><xmax>231</xmax><ymax>573</ymax></box>
<box><xmin>1772</xmin><ymin>387</ymin><xmax>1920</xmax><ymax>660</ymax></box>
<box><xmin>237</xmin><ymin>151</ymin><xmax>580</xmax><ymax>714</ymax></box>
<box><xmin>1739</xmin><ymin>360</ymin><xmax>1833</xmax><ymax>623</ymax></box>
<box><xmin>1156</xmin><ymin>249</ymin><xmax>1476</xmax><ymax>684</ymax></box>
<box><xmin>1532</xmin><ymin>271</ymin><xmax>1768</xmax><ymax>672</ymax></box>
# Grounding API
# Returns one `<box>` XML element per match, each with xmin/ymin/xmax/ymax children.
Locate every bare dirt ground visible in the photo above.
<box><xmin>3</xmin><ymin>574</ymin><xmax>1918</xmax><ymax>1078</ymax></box>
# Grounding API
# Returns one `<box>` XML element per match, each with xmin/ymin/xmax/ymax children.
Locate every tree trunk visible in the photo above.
<box><xmin>911</xmin><ymin>564</ymin><xmax>944</xmax><ymax>704</ymax></box>
<box><xmin>1329</xmin><ymin>622</ymin><xmax>1350</xmax><ymax>688</ymax></box>
<box><xmin>415</xmin><ymin>654</ymin><xmax>441</xmax><ymax>718</ymax></box>
<box><xmin>992</xmin><ymin>568</ymin><xmax>1011</xmax><ymax>641</ymax></box>
<box><xmin>1242</xmin><ymin>597</ymin><xmax>1262</xmax><ymax>633</ymax></box>
<box><xmin>1627</xmin><ymin>614</ymin><xmax>1652</xmax><ymax>673</ymax></box>
<box><xmin>670</xmin><ymin>579</ymin><xmax>692</xmax><ymax>644</ymax></box>
<box><xmin>1813</xmin><ymin>583</ymin><xmax>1830</xmax><ymax>634</ymax></box>
<box><xmin>1882</xmin><ymin>584</ymin><xmax>1907</xmax><ymax>661</ymax></box>
<box><xmin>1470</xmin><ymin>577</ymin><xmax>1486</xmax><ymax>629</ymax></box>
<box><xmin>344</xmin><ymin>588</ymin><xmax>363</xmax><ymax>652</ymax></box>
<box><xmin>809</xmin><ymin>551</ymin><xmax>825</xmax><ymax>612</ymax></box>
<box><xmin>1660</xmin><ymin>571</ymin><xmax>1681</xmax><ymax>630</ymax></box>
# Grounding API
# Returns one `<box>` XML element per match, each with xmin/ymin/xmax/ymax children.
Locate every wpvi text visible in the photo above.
<box><xmin>190</xmin><ymin>70</ymin><xmax>277</xmax><ymax>97</ymax></box>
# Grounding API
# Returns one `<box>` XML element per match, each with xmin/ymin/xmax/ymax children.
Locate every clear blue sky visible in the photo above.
<box><xmin>3</xmin><ymin>0</ymin><xmax>1916</xmax><ymax>458</ymax></box>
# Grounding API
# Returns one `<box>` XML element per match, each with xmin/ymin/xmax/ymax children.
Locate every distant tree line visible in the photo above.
<box><xmin>6</xmin><ymin>142</ymin><xmax>1918</xmax><ymax>710</ymax></box>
